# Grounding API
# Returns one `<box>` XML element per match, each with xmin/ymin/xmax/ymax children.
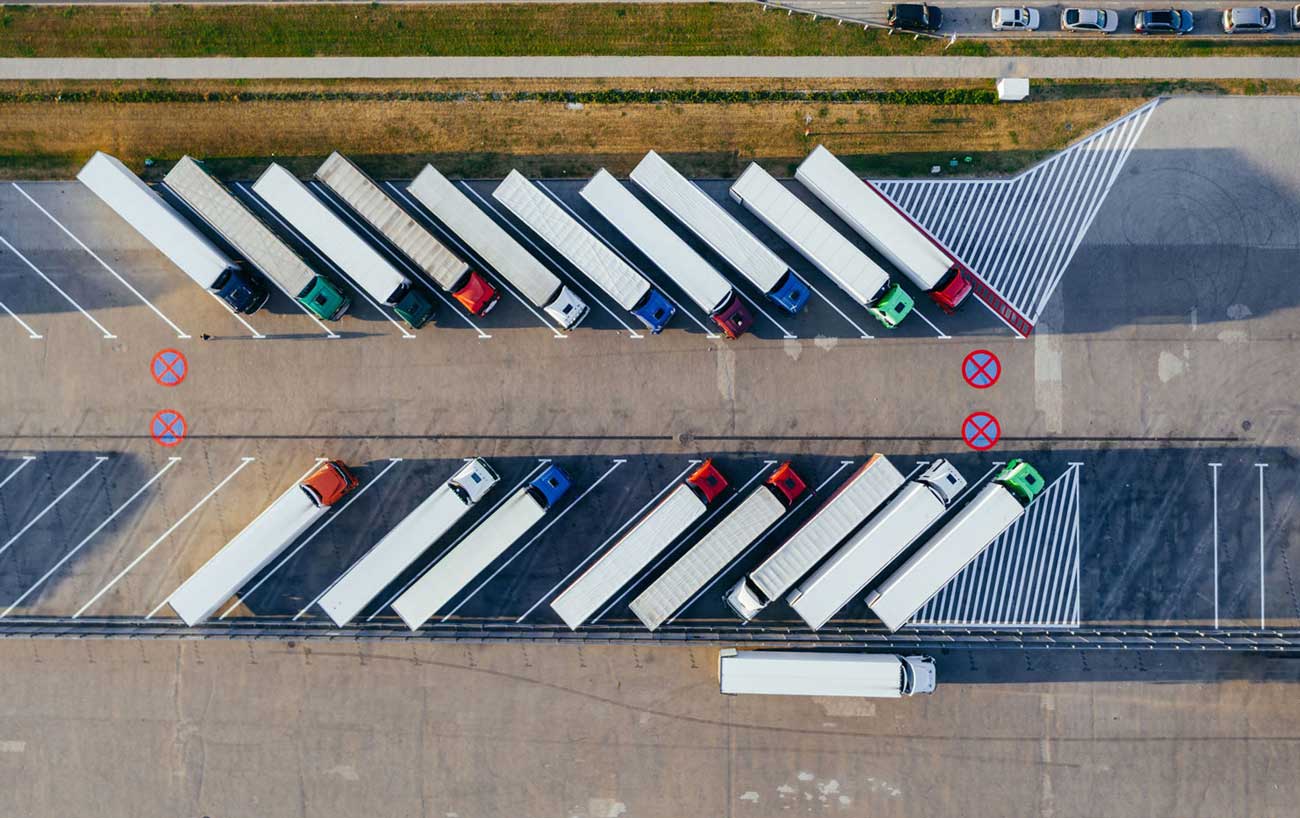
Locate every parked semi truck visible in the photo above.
<box><xmin>629</xmin><ymin>151</ymin><xmax>811</xmax><ymax>314</ymax></box>
<box><xmin>719</xmin><ymin>650</ymin><xmax>936</xmax><ymax>698</ymax></box>
<box><xmin>253</xmin><ymin>163</ymin><xmax>432</xmax><ymax>326</ymax></box>
<box><xmin>867</xmin><ymin>459</ymin><xmax>1045</xmax><ymax>631</ymax></box>
<box><xmin>392</xmin><ymin>465</ymin><xmax>572</xmax><ymax>630</ymax></box>
<box><xmin>318</xmin><ymin>459</ymin><xmax>499</xmax><ymax>626</ymax></box>
<box><xmin>79</xmin><ymin>152</ymin><xmax>268</xmax><ymax>314</ymax></box>
<box><xmin>728</xmin><ymin>162</ymin><xmax>914</xmax><ymax>329</ymax></box>
<box><xmin>314</xmin><ymin>152</ymin><xmax>499</xmax><ymax>317</ymax></box>
<box><xmin>551</xmin><ymin>460</ymin><xmax>727</xmax><ymax>630</ymax></box>
<box><xmin>787</xmin><ymin>460</ymin><xmax>965</xmax><ymax>631</ymax></box>
<box><xmin>579</xmin><ymin>169</ymin><xmax>753</xmax><ymax>338</ymax></box>
<box><xmin>406</xmin><ymin>164</ymin><xmax>589</xmax><ymax>329</ymax></box>
<box><xmin>795</xmin><ymin>145</ymin><xmax>973</xmax><ymax>312</ymax></box>
<box><xmin>492</xmin><ymin>170</ymin><xmax>675</xmax><ymax>333</ymax></box>
<box><xmin>166</xmin><ymin>461</ymin><xmax>359</xmax><ymax>626</ymax></box>
<box><xmin>629</xmin><ymin>463</ymin><xmax>806</xmax><ymax>631</ymax></box>
<box><xmin>726</xmin><ymin>454</ymin><xmax>905</xmax><ymax>621</ymax></box>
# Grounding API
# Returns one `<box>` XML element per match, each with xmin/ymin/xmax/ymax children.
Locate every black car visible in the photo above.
<box><xmin>887</xmin><ymin>3</ymin><xmax>944</xmax><ymax>32</ymax></box>
<box><xmin>1133</xmin><ymin>8</ymin><xmax>1195</xmax><ymax>33</ymax></box>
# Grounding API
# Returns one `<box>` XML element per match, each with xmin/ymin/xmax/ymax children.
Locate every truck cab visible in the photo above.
<box><xmin>768</xmin><ymin>270</ymin><xmax>811</xmax><ymax>314</ymax></box>
<box><xmin>301</xmin><ymin>275</ymin><xmax>352</xmax><ymax>321</ymax></box>
<box><xmin>995</xmin><ymin>459</ymin><xmax>1045</xmax><ymax>506</ymax></box>
<box><xmin>724</xmin><ymin>580</ymin><xmax>766</xmax><ymax>621</ymax></box>
<box><xmin>299</xmin><ymin>460</ymin><xmax>360</xmax><ymax>508</ymax></box>
<box><xmin>393</xmin><ymin>285</ymin><xmax>437</xmax><ymax>329</ymax></box>
<box><xmin>448</xmin><ymin>458</ymin><xmax>500</xmax><ymax>505</ymax></box>
<box><xmin>900</xmin><ymin>655</ymin><xmax>937</xmax><ymax>695</ymax></box>
<box><xmin>766</xmin><ymin>463</ymin><xmax>808</xmax><ymax>506</ymax></box>
<box><xmin>528</xmin><ymin>465</ymin><xmax>573</xmax><ymax>510</ymax></box>
<box><xmin>866</xmin><ymin>283</ymin><xmax>914</xmax><ymax>329</ymax></box>
<box><xmin>545</xmin><ymin>286</ymin><xmax>590</xmax><ymax>329</ymax></box>
<box><xmin>214</xmin><ymin>264</ymin><xmax>271</xmax><ymax>314</ymax></box>
<box><xmin>454</xmin><ymin>270</ymin><xmax>500</xmax><ymax>315</ymax></box>
<box><xmin>918</xmin><ymin>459</ymin><xmax>966</xmax><ymax>505</ymax></box>
<box><xmin>712</xmin><ymin>294</ymin><xmax>754</xmax><ymax>339</ymax></box>
<box><xmin>631</xmin><ymin>289</ymin><xmax>677</xmax><ymax>334</ymax></box>
<box><xmin>687</xmin><ymin>460</ymin><xmax>728</xmax><ymax>504</ymax></box>
<box><xmin>930</xmin><ymin>265</ymin><xmax>972</xmax><ymax>312</ymax></box>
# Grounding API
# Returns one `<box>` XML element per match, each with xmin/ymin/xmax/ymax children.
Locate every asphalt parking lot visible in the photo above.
<box><xmin>0</xmin><ymin>96</ymin><xmax>1297</xmax><ymax>642</ymax></box>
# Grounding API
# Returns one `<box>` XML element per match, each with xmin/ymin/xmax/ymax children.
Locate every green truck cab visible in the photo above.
<box><xmin>393</xmin><ymin>286</ymin><xmax>436</xmax><ymax>329</ymax></box>
<box><xmin>299</xmin><ymin>275</ymin><xmax>352</xmax><ymax>321</ymax></box>
<box><xmin>867</xmin><ymin>283</ymin><xmax>916</xmax><ymax>329</ymax></box>
<box><xmin>995</xmin><ymin>459</ymin><xmax>1045</xmax><ymax>506</ymax></box>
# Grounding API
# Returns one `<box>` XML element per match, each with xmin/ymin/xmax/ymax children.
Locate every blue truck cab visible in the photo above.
<box><xmin>528</xmin><ymin>465</ymin><xmax>573</xmax><ymax>510</ymax></box>
<box><xmin>768</xmin><ymin>270</ymin><xmax>811</xmax><ymax>313</ymax></box>
<box><xmin>214</xmin><ymin>264</ymin><xmax>271</xmax><ymax>314</ymax></box>
<box><xmin>631</xmin><ymin>288</ymin><xmax>677</xmax><ymax>334</ymax></box>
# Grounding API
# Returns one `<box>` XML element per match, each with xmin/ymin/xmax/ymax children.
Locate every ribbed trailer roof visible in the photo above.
<box><xmin>580</xmin><ymin>169</ymin><xmax>732</xmax><ymax>315</ymax></box>
<box><xmin>81</xmin><ymin>152</ymin><xmax>234</xmax><ymax>286</ymax></box>
<box><xmin>314</xmin><ymin>152</ymin><xmax>470</xmax><ymax>291</ymax></box>
<box><xmin>407</xmin><ymin>165</ymin><xmax>562</xmax><ymax>308</ymax></box>
<box><xmin>164</xmin><ymin>157</ymin><xmax>319</xmax><ymax>295</ymax></box>
<box><xmin>629</xmin><ymin>151</ymin><xmax>787</xmax><ymax>291</ymax></box>
<box><xmin>730</xmin><ymin>163</ymin><xmax>890</xmax><ymax>306</ymax></box>
<box><xmin>493</xmin><ymin>170</ymin><xmax>649</xmax><ymax>311</ymax></box>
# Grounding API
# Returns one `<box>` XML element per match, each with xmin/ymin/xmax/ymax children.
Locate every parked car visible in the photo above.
<box><xmin>1221</xmin><ymin>6</ymin><xmax>1275</xmax><ymax>31</ymax></box>
<box><xmin>1134</xmin><ymin>8</ymin><xmax>1195</xmax><ymax>32</ymax></box>
<box><xmin>1291</xmin><ymin>4</ymin><xmax>1299</xmax><ymax>28</ymax></box>
<box><xmin>1060</xmin><ymin>7</ymin><xmax>1120</xmax><ymax>31</ymax></box>
<box><xmin>887</xmin><ymin>3</ymin><xmax>943</xmax><ymax>31</ymax></box>
<box><xmin>991</xmin><ymin>7</ymin><xmax>1041</xmax><ymax>29</ymax></box>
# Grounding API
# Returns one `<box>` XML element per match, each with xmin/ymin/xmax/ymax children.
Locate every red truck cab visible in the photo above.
<box><xmin>931</xmin><ymin>265</ymin><xmax>973</xmax><ymax>312</ymax></box>
<box><xmin>686</xmin><ymin>460</ymin><xmax>728</xmax><ymax>504</ymax></box>
<box><xmin>300</xmin><ymin>460</ymin><xmax>359</xmax><ymax>507</ymax></box>
<box><xmin>453</xmin><ymin>270</ymin><xmax>501</xmax><ymax>316</ymax></box>
<box><xmin>765</xmin><ymin>462</ymin><xmax>807</xmax><ymax>507</ymax></box>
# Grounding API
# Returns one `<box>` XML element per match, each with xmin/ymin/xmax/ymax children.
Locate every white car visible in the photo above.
<box><xmin>1060</xmin><ymin>7</ymin><xmax>1120</xmax><ymax>31</ymax></box>
<box><xmin>992</xmin><ymin>7</ymin><xmax>1042</xmax><ymax>30</ymax></box>
<box><xmin>1221</xmin><ymin>6</ymin><xmax>1275</xmax><ymax>31</ymax></box>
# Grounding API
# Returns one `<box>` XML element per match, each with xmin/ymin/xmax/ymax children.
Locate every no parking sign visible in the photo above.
<box><xmin>962</xmin><ymin>349</ymin><xmax>1000</xmax><ymax>389</ymax></box>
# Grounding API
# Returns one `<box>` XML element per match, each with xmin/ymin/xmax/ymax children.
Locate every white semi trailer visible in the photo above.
<box><xmin>317</xmin><ymin>459</ymin><xmax>499</xmax><ymax>626</ymax></box>
<box><xmin>80</xmin><ymin>151</ymin><xmax>268</xmax><ymax>314</ymax></box>
<box><xmin>391</xmin><ymin>465</ymin><xmax>572</xmax><ymax>630</ymax></box>
<box><xmin>726</xmin><ymin>454</ymin><xmax>905</xmax><ymax>621</ymax></box>
<box><xmin>628</xmin><ymin>463</ymin><xmax>806</xmax><ymax>631</ymax></box>
<box><xmin>787</xmin><ymin>460</ymin><xmax>966</xmax><ymax>631</ymax></box>
<box><xmin>579</xmin><ymin>169</ymin><xmax>754</xmax><ymax>339</ymax></box>
<box><xmin>718</xmin><ymin>650</ymin><xmax>936</xmax><ymax>698</ymax></box>
<box><xmin>492</xmin><ymin>170</ymin><xmax>676</xmax><ymax>333</ymax></box>
<box><xmin>728</xmin><ymin>162</ymin><xmax>914</xmax><ymax>329</ymax></box>
<box><xmin>406</xmin><ymin>164</ymin><xmax>589</xmax><ymax>329</ymax></box>
<box><xmin>550</xmin><ymin>460</ymin><xmax>727</xmax><ymax>630</ymax></box>
<box><xmin>629</xmin><ymin>151</ymin><xmax>810</xmax><ymax>314</ymax></box>
<box><xmin>166</xmin><ymin>461</ymin><xmax>358</xmax><ymax>626</ymax></box>
<box><xmin>867</xmin><ymin>459</ymin><xmax>1045</xmax><ymax>631</ymax></box>
<box><xmin>795</xmin><ymin>145</ymin><xmax>973</xmax><ymax>312</ymax></box>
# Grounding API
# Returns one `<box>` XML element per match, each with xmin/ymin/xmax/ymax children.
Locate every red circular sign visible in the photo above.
<box><xmin>151</xmin><ymin>349</ymin><xmax>187</xmax><ymax>387</ymax></box>
<box><xmin>961</xmin><ymin>411</ymin><xmax>1001</xmax><ymax>451</ymax></box>
<box><xmin>150</xmin><ymin>409</ymin><xmax>187</xmax><ymax>447</ymax></box>
<box><xmin>962</xmin><ymin>349</ymin><xmax>1000</xmax><ymax>389</ymax></box>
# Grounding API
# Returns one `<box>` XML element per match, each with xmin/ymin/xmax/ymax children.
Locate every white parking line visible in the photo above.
<box><xmin>0</xmin><ymin>234</ymin><xmax>115</xmax><ymax>339</ymax></box>
<box><xmin>304</xmin><ymin>181</ymin><xmax>420</xmax><ymax>338</ymax></box>
<box><xmin>1257</xmin><ymin>463</ymin><xmax>1268</xmax><ymax>629</ymax></box>
<box><xmin>358</xmin><ymin>459</ymin><xmax>553</xmax><ymax>623</ymax></box>
<box><xmin>442</xmin><ymin>458</ymin><xmax>625</xmax><ymax>624</ymax></box>
<box><xmin>1</xmin><ymin>457</ymin><xmax>179</xmax><ymax>618</ymax></box>
<box><xmin>665</xmin><ymin>458</ymin><xmax>855</xmax><ymax>626</ymax></box>
<box><xmin>0</xmin><ymin>457</ymin><xmax>37</xmax><ymax>493</ymax></box>
<box><xmin>73</xmin><ymin>457</ymin><xmax>256</xmax><ymax>618</ymax></box>
<box><xmin>392</xmin><ymin>181</ymin><xmax>562</xmax><ymax>338</ymax></box>
<box><xmin>516</xmin><ymin>459</ymin><xmax>700</xmax><ymax>623</ymax></box>
<box><xmin>1209</xmin><ymin>462</ymin><xmax>1222</xmax><ymax>629</ymax></box>
<box><xmin>543</xmin><ymin>181</ymin><xmax>722</xmax><ymax>339</ymax></box>
<box><xmin>380</xmin><ymin>182</ymin><xmax>493</xmax><ymax>339</ymax></box>
<box><xmin>0</xmin><ymin>297</ymin><xmax>42</xmax><ymax>339</ymax></box>
<box><xmin>12</xmin><ymin>183</ymin><xmax>191</xmax><ymax>338</ymax></box>
<box><xmin>217</xmin><ymin>457</ymin><xmax>403</xmax><ymax>620</ymax></box>
<box><xmin>231</xmin><ymin>183</ymin><xmax>342</xmax><ymax>339</ymax></box>
<box><xmin>0</xmin><ymin>456</ymin><xmax>108</xmax><ymax>560</ymax></box>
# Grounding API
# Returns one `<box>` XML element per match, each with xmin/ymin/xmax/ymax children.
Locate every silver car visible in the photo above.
<box><xmin>1221</xmin><ymin>6</ymin><xmax>1276</xmax><ymax>31</ymax></box>
<box><xmin>1061</xmin><ymin>7</ymin><xmax>1120</xmax><ymax>31</ymax></box>
<box><xmin>992</xmin><ymin>6</ymin><xmax>1041</xmax><ymax>30</ymax></box>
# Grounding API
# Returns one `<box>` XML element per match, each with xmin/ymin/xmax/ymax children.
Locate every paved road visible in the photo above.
<box><xmin>5</xmin><ymin>54</ymin><xmax>1300</xmax><ymax>78</ymax></box>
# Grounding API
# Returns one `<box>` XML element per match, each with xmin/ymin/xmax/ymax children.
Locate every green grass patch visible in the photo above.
<box><xmin>2</xmin><ymin>4</ymin><xmax>1300</xmax><ymax>58</ymax></box>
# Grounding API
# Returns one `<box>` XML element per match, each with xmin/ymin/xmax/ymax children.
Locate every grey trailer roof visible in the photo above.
<box><xmin>629</xmin><ymin>484</ymin><xmax>786</xmax><ymax>631</ymax></box>
<box><xmin>730</xmin><ymin>162</ymin><xmax>891</xmax><ymax>306</ymax></box>
<box><xmin>629</xmin><ymin>151</ymin><xmax>788</xmax><ymax>292</ymax></box>
<box><xmin>749</xmin><ymin>455</ymin><xmax>905</xmax><ymax>602</ymax></box>
<box><xmin>580</xmin><ymin>169</ymin><xmax>732</xmax><ymax>315</ymax></box>
<box><xmin>493</xmin><ymin>170</ymin><xmax>650</xmax><ymax>311</ymax></box>
<box><xmin>163</xmin><ymin>157</ymin><xmax>319</xmax><ymax>295</ymax></box>
<box><xmin>314</xmin><ymin>152</ymin><xmax>470</xmax><ymax>291</ymax></box>
<box><xmin>550</xmin><ymin>484</ymin><xmax>706</xmax><ymax>630</ymax></box>
<box><xmin>251</xmin><ymin>162</ymin><xmax>408</xmax><ymax>303</ymax></box>
<box><xmin>718</xmin><ymin>650</ymin><xmax>905</xmax><ymax>698</ymax></box>
<box><xmin>407</xmin><ymin>164</ymin><xmax>562</xmax><ymax>308</ymax></box>
<box><xmin>81</xmin><ymin>152</ymin><xmax>234</xmax><ymax>287</ymax></box>
<box><xmin>867</xmin><ymin>481</ymin><xmax>1024</xmax><ymax>631</ymax></box>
